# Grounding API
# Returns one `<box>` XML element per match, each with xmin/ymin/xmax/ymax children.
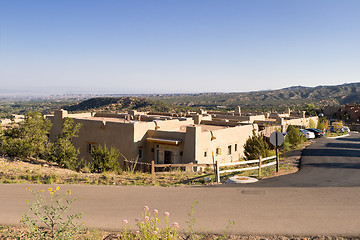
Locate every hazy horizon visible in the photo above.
<box><xmin>0</xmin><ymin>82</ymin><xmax>358</xmax><ymax>97</ymax></box>
<box><xmin>1</xmin><ymin>1</ymin><xmax>359</xmax><ymax>94</ymax></box>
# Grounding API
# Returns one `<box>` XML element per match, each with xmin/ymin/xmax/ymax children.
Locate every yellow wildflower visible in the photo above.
<box><xmin>50</xmin><ymin>191</ymin><xmax>54</xmax><ymax>195</ymax></box>
<box><xmin>56</xmin><ymin>186</ymin><xmax>60</xmax><ymax>191</ymax></box>
<box><xmin>67</xmin><ymin>190</ymin><xmax>71</xmax><ymax>196</ymax></box>
<box><xmin>40</xmin><ymin>190</ymin><xmax>44</xmax><ymax>192</ymax></box>
<box><xmin>26</xmin><ymin>187</ymin><xmax>30</xmax><ymax>190</ymax></box>
<box><xmin>48</xmin><ymin>187</ymin><xmax>52</xmax><ymax>192</ymax></box>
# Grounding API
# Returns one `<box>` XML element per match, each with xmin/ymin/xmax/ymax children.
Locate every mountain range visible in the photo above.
<box><xmin>64</xmin><ymin>82</ymin><xmax>360</xmax><ymax>112</ymax></box>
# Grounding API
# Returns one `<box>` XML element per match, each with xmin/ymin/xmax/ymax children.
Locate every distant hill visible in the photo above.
<box><xmin>63</xmin><ymin>82</ymin><xmax>360</xmax><ymax>113</ymax></box>
<box><xmin>63</xmin><ymin>97</ymin><xmax>195</xmax><ymax>113</ymax></box>
<box><xmin>148</xmin><ymin>82</ymin><xmax>360</xmax><ymax>111</ymax></box>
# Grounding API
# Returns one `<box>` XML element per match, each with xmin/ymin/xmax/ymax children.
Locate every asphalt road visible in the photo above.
<box><xmin>0</xmin><ymin>134</ymin><xmax>359</xmax><ymax>236</ymax></box>
<box><xmin>236</xmin><ymin>132</ymin><xmax>360</xmax><ymax>187</ymax></box>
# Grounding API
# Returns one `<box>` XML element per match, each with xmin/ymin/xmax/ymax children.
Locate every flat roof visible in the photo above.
<box><xmin>179</xmin><ymin>124</ymin><xmax>227</xmax><ymax>132</ymax></box>
<box><xmin>72</xmin><ymin>116</ymin><xmax>133</xmax><ymax>123</ymax></box>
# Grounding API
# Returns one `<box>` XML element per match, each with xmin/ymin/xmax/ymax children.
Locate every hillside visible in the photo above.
<box><xmin>61</xmin><ymin>82</ymin><xmax>360</xmax><ymax>113</ymax></box>
<box><xmin>63</xmin><ymin>97</ymin><xmax>195</xmax><ymax>113</ymax></box>
<box><xmin>148</xmin><ymin>82</ymin><xmax>360</xmax><ymax>111</ymax></box>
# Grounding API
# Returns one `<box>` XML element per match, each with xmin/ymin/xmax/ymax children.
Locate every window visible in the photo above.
<box><xmin>87</xmin><ymin>143</ymin><xmax>96</xmax><ymax>154</ymax></box>
<box><xmin>180</xmin><ymin>151</ymin><xmax>183</xmax><ymax>156</ymax></box>
<box><xmin>216</xmin><ymin>147</ymin><xmax>221</xmax><ymax>155</ymax></box>
<box><xmin>228</xmin><ymin>145</ymin><xmax>232</xmax><ymax>155</ymax></box>
<box><xmin>156</xmin><ymin>149</ymin><xmax>160</xmax><ymax>163</ymax></box>
<box><xmin>235</xmin><ymin>144</ymin><xmax>238</xmax><ymax>152</ymax></box>
<box><xmin>204</xmin><ymin>151</ymin><xmax>207</xmax><ymax>157</ymax></box>
<box><xmin>138</xmin><ymin>149</ymin><xmax>143</xmax><ymax>159</ymax></box>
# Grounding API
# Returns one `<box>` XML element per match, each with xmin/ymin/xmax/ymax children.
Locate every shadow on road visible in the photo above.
<box><xmin>302</xmin><ymin>148</ymin><xmax>360</xmax><ymax>157</ymax></box>
<box><xmin>335</xmin><ymin>137</ymin><xmax>360</xmax><ymax>142</ymax></box>
<box><xmin>302</xmin><ymin>162</ymin><xmax>360</xmax><ymax>169</ymax></box>
<box><xmin>326</xmin><ymin>142</ymin><xmax>360</xmax><ymax>149</ymax></box>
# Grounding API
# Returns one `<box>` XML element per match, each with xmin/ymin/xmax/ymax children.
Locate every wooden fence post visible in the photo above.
<box><xmin>151</xmin><ymin>161</ymin><xmax>155</xmax><ymax>184</ymax></box>
<box><xmin>276</xmin><ymin>147</ymin><xmax>280</xmax><ymax>172</ymax></box>
<box><xmin>215</xmin><ymin>161</ymin><xmax>220</xmax><ymax>183</ymax></box>
<box><xmin>258</xmin><ymin>156</ymin><xmax>262</xmax><ymax>178</ymax></box>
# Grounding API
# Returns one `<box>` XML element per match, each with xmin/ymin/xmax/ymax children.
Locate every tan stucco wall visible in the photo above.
<box><xmin>194</xmin><ymin>124</ymin><xmax>255</xmax><ymax>164</ymax></box>
<box><xmin>47</xmin><ymin>110</ymin><xmax>262</xmax><ymax>168</ymax></box>
<box><xmin>284</xmin><ymin>116</ymin><xmax>318</xmax><ymax>129</ymax></box>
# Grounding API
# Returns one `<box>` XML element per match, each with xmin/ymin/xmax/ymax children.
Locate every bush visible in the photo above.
<box><xmin>243</xmin><ymin>131</ymin><xmax>273</xmax><ymax>160</ymax></box>
<box><xmin>46</xmin><ymin>118</ymin><xmax>82</xmax><ymax>171</ymax></box>
<box><xmin>286</xmin><ymin>125</ymin><xmax>302</xmax><ymax>147</ymax></box>
<box><xmin>309</xmin><ymin>119</ymin><xmax>316</xmax><ymax>128</ymax></box>
<box><xmin>317</xmin><ymin>117</ymin><xmax>329</xmax><ymax>131</ymax></box>
<box><xmin>0</xmin><ymin>111</ymin><xmax>51</xmax><ymax>159</ymax></box>
<box><xmin>90</xmin><ymin>144</ymin><xmax>122</xmax><ymax>174</ymax></box>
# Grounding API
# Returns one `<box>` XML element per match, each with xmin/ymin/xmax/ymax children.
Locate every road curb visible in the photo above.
<box><xmin>325</xmin><ymin>134</ymin><xmax>350</xmax><ymax>139</ymax></box>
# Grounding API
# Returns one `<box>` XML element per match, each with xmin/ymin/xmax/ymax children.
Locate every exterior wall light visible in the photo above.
<box><xmin>155</xmin><ymin>121</ymin><xmax>160</xmax><ymax>130</ymax></box>
<box><xmin>210</xmin><ymin>131</ymin><xmax>216</xmax><ymax>141</ymax></box>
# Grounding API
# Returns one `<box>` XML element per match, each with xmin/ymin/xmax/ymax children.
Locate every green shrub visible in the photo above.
<box><xmin>280</xmin><ymin>140</ymin><xmax>291</xmax><ymax>152</ymax></box>
<box><xmin>286</xmin><ymin>125</ymin><xmax>302</xmax><ymax>147</ymax></box>
<box><xmin>90</xmin><ymin>144</ymin><xmax>121</xmax><ymax>174</ymax></box>
<box><xmin>309</xmin><ymin>119</ymin><xmax>316</xmax><ymax>128</ymax></box>
<box><xmin>243</xmin><ymin>131</ymin><xmax>273</xmax><ymax>160</ymax></box>
<box><xmin>0</xmin><ymin>111</ymin><xmax>51</xmax><ymax>159</ymax></box>
<box><xmin>317</xmin><ymin>117</ymin><xmax>329</xmax><ymax>131</ymax></box>
<box><xmin>46</xmin><ymin>118</ymin><xmax>82</xmax><ymax>171</ymax></box>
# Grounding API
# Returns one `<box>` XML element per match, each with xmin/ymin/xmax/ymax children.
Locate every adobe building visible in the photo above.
<box><xmin>47</xmin><ymin>106</ymin><xmax>318</xmax><ymax>168</ymax></box>
<box><xmin>47</xmin><ymin>109</ymin><xmax>257</xmax><ymax>168</ymax></box>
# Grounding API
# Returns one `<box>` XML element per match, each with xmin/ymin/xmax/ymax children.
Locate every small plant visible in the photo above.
<box><xmin>185</xmin><ymin>200</ymin><xmax>199</xmax><ymax>240</ymax></box>
<box><xmin>115</xmin><ymin>206</ymin><xmax>179</xmax><ymax>240</ymax></box>
<box><xmin>21</xmin><ymin>186</ymin><xmax>85</xmax><ymax>239</ymax></box>
<box><xmin>124</xmin><ymin>156</ymin><xmax>139</xmax><ymax>174</ymax></box>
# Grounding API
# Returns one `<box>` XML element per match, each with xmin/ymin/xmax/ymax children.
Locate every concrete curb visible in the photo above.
<box><xmin>326</xmin><ymin>134</ymin><xmax>350</xmax><ymax>139</ymax></box>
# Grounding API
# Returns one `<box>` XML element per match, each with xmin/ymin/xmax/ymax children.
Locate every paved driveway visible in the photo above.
<box><xmin>236</xmin><ymin>133</ymin><xmax>360</xmax><ymax>187</ymax></box>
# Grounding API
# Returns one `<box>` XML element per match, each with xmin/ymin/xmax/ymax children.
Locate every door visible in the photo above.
<box><xmin>164</xmin><ymin>150</ymin><xmax>172</xmax><ymax>164</ymax></box>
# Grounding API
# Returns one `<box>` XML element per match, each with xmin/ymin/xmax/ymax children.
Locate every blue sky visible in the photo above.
<box><xmin>0</xmin><ymin>0</ymin><xmax>359</xmax><ymax>94</ymax></box>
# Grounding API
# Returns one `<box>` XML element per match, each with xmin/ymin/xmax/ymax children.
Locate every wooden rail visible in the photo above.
<box><xmin>150</xmin><ymin>156</ymin><xmax>277</xmax><ymax>184</ymax></box>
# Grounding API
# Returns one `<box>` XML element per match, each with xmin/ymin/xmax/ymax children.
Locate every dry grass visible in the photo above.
<box><xmin>0</xmin><ymin>142</ymin><xmax>309</xmax><ymax>187</ymax></box>
<box><xmin>0</xmin><ymin>157</ymin><xmax>208</xmax><ymax>186</ymax></box>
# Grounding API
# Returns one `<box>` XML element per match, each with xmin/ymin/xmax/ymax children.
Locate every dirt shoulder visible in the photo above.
<box><xmin>0</xmin><ymin>141</ymin><xmax>311</xmax><ymax>187</ymax></box>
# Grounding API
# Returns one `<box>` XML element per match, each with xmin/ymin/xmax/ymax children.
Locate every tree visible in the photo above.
<box><xmin>90</xmin><ymin>144</ymin><xmax>121</xmax><ymax>174</ymax></box>
<box><xmin>243</xmin><ymin>131</ymin><xmax>273</xmax><ymax>160</ymax></box>
<box><xmin>47</xmin><ymin>118</ymin><xmax>82</xmax><ymax>170</ymax></box>
<box><xmin>286</xmin><ymin>125</ymin><xmax>302</xmax><ymax>147</ymax></box>
<box><xmin>0</xmin><ymin>111</ymin><xmax>51</xmax><ymax>159</ymax></box>
<box><xmin>309</xmin><ymin>119</ymin><xmax>316</xmax><ymax>128</ymax></box>
<box><xmin>303</xmin><ymin>103</ymin><xmax>317</xmax><ymax>116</ymax></box>
<box><xmin>317</xmin><ymin>117</ymin><xmax>329</xmax><ymax>131</ymax></box>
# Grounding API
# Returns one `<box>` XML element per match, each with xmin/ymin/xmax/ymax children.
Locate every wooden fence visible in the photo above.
<box><xmin>150</xmin><ymin>155</ymin><xmax>277</xmax><ymax>183</ymax></box>
<box><xmin>215</xmin><ymin>156</ymin><xmax>276</xmax><ymax>182</ymax></box>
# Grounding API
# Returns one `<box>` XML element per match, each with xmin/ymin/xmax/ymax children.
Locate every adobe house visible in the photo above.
<box><xmin>47</xmin><ymin>109</ymin><xmax>256</xmax><ymax>168</ymax></box>
<box><xmin>47</xmin><ymin>106</ymin><xmax>318</xmax><ymax>168</ymax></box>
